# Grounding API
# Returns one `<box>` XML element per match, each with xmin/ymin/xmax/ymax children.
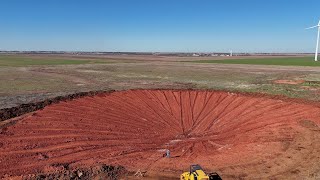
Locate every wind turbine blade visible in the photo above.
<box><xmin>306</xmin><ymin>25</ymin><xmax>318</xmax><ymax>29</ymax></box>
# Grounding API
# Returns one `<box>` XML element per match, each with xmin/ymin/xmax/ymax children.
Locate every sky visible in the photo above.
<box><xmin>0</xmin><ymin>0</ymin><xmax>320</xmax><ymax>52</ymax></box>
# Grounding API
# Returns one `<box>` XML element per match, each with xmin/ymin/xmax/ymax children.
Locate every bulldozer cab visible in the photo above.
<box><xmin>189</xmin><ymin>164</ymin><xmax>222</xmax><ymax>180</ymax></box>
<box><xmin>190</xmin><ymin>164</ymin><xmax>203</xmax><ymax>174</ymax></box>
<box><xmin>189</xmin><ymin>164</ymin><xmax>207</xmax><ymax>180</ymax></box>
<box><xmin>180</xmin><ymin>164</ymin><xmax>222</xmax><ymax>180</ymax></box>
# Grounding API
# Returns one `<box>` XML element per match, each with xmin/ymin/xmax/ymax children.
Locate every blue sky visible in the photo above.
<box><xmin>0</xmin><ymin>0</ymin><xmax>319</xmax><ymax>52</ymax></box>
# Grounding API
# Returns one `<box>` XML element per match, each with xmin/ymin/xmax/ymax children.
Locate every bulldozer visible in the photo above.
<box><xmin>180</xmin><ymin>164</ymin><xmax>222</xmax><ymax>180</ymax></box>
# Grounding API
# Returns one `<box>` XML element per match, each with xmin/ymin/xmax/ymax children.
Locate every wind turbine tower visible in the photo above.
<box><xmin>306</xmin><ymin>20</ymin><xmax>320</xmax><ymax>61</ymax></box>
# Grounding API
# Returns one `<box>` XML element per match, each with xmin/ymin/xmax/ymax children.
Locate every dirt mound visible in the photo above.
<box><xmin>1</xmin><ymin>90</ymin><xmax>320</xmax><ymax>179</ymax></box>
<box><xmin>0</xmin><ymin>90</ymin><xmax>111</xmax><ymax>122</ymax></box>
<box><xmin>3</xmin><ymin>164</ymin><xmax>127</xmax><ymax>180</ymax></box>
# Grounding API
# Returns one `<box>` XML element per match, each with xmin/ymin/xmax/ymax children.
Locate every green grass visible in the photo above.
<box><xmin>0</xmin><ymin>55</ymin><xmax>110</xmax><ymax>67</ymax></box>
<box><xmin>302</xmin><ymin>81</ymin><xmax>320</xmax><ymax>87</ymax></box>
<box><xmin>192</xmin><ymin>57</ymin><xmax>320</xmax><ymax>67</ymax></box>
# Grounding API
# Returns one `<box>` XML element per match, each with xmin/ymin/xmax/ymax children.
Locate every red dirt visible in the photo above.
<box><xmin>1</xmin><ymin>90</ymin><xmax>320</xmax><ymax>179</ymax></box>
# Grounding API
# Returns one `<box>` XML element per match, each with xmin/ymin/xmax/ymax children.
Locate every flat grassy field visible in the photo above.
<box><xmin>193</xmin><ymin>57</ymin><xmax>320</xmax><ymax>66</ymax></box>
<box><xmin>0</xmin><ymin>55</ymin><xmax>110</xmax><ymax>66</ymax></box>
<box><xmin>1</xmin><ymin>54</ymin><xmax>320</xmax><ymax>109</ymax></box>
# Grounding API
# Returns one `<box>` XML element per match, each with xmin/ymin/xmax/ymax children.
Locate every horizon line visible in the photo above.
<box><xmin>0</xmin><ymin>50</ymin><xmax>316</xmax><ymax>54</ymax></box>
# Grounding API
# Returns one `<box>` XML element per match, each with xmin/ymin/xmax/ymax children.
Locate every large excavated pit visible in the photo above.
<box><xmin>1</xmin><ymin>90</ymin><xmax>320</xmax><ymax>179</ymax></box>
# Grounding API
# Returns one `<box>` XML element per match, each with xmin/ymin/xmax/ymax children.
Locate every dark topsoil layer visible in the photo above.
<box><xmin>0</xmin><ymin>90</ymin><xmax>113</xmax><ymax>123</ymax></box>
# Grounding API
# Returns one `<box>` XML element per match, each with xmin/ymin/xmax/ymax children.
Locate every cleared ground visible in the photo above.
<box><xmin>1</xmin><ymin>54</ymin><xmax>320</xmax><ymax>179</ymax></box>
<box><xmin>1</xmin><ymin>90</ymin><xmax>320</xmax><ymax>179</ymax></box>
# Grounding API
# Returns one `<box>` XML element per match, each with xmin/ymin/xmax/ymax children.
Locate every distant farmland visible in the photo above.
<box><xmin>0</xmin><ymin>55</ymin><xmax>111</xmax><ymax>67</ymax></box>
<box><xmin>192</xmin><ymin>57</ymin><xmax>320</xmax><ymax>66</ymax></box>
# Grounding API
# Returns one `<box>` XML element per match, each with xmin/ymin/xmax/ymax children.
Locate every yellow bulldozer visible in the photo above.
<box><xmin>180</xmin><ymin>164</ymin><xmax>222</xmax><ymax>180</ymax></box>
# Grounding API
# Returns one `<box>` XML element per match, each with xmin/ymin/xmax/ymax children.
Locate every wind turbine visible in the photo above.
<box><xmin>306</xmin><ymin>20</ymin><xmax>320</xmax><ymax>61</ymax></box>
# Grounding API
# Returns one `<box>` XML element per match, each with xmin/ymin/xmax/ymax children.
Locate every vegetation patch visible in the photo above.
<box><xmin>191</xmin><ymin>57</ymin><xmax>320</xmax><ymax>66</ymax></box>
<box><xmin>0</xmin><ymin>55</ymin><xmax>111</xmax><ymax>67</ymax></box>
<box><xmin>303</xmin><ymin>81</ymin><xmax>320</xmax><ymax>87</ymax></box>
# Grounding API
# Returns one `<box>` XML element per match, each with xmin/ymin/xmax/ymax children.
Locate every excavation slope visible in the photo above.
<box><xmin>1</xmin><ymin>90</ymin><xmax>320</xmax><ymax>179</ymax></box>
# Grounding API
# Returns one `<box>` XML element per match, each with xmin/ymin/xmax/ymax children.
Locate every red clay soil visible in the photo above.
<box><xmin>1</xmin><ymin>90</ymin><xmax>320</xmax><ymax>179</ymax></box>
